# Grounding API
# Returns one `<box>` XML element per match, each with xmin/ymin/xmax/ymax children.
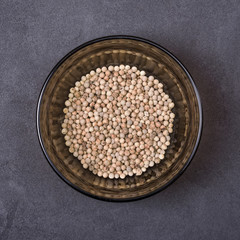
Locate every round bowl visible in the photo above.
<box><xmin>37</xmin><ymin>35</ymin><xmax>202</xmax><ymax>201</ymax></box>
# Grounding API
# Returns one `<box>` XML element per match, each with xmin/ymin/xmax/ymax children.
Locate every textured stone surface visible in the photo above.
<box><xmin>0</xmin><ymin>1</ymin><xmax>239</xmax><ymax>239</ymax></box>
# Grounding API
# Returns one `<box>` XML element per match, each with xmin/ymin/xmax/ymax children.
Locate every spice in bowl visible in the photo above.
<box><xmin>61</xmin><ymin>65</ymin><xmax>175</xmax><ymax>179</ymax></box>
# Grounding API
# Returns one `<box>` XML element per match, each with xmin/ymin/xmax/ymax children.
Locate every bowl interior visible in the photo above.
<box><xmin>38</xmin><ymin>37</ymin><xmax>201</xmax><ymax>200</ymax></box>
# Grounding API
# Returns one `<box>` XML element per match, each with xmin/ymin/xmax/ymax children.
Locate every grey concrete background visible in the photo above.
<box><xmin>0</xmin><ymin>0</ymin><xmax>239</xmax><ymax>239</ymax></box>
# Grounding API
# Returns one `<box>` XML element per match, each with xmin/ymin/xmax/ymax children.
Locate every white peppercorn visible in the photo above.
<box><xmin>62</xmin><ymin>65</ymin><xmax>175</xmax><ymax>179</ymax></box>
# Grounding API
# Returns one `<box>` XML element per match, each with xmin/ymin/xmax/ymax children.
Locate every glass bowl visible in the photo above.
<box><xmin>37</xmin><ymin>36</ymin><xmax>202</xmax><ymax>201</ymax></box>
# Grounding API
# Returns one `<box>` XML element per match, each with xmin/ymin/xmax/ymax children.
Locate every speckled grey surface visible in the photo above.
<box><xmin>0</xmin><ymin>0</ymin><xmax>240</xmax><ymax>239</ymax></box>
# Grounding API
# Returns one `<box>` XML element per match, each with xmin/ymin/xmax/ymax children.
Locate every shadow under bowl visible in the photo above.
<box><xmin>37</xmin><ymin>36</ymin><xmax>202</xmax><ymax>201</ymax></box>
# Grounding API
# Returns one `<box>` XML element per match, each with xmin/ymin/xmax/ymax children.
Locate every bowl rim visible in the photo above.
<box><xmin>36</xmin><ymin>35</ymin><xmax>203</xmax><ymax>202</ymax></box>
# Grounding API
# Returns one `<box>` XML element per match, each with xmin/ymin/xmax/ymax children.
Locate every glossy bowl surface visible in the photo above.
<box><xmin>37</xmin><ymin>36</ymin><xmax>202</xmax><ymax>201</ymax></box>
